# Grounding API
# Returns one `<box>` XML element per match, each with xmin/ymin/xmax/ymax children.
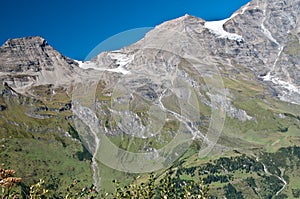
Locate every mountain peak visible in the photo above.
<box><xmin>0</xmin><ymin>35</ymin><xmax>78</xmax><ymax>90</ymax></box>
<box><xmin>0</xmin><ymin>35</ymin><xmax>78</xmax><ymax>73</ymax></box>
<box><xmin>177</xmin><ymin>14</ymin><xmax>197</xmax><ymax>20</ymax></box>
<box><xmin>2</xmin><ymin>36</ymin><xmax>48</xmax><ymax>49</ymax></box>
<box><xmin>154</xmin><ymin>14</ymin><xmax>205</xmax><ymax>30</ymax></box>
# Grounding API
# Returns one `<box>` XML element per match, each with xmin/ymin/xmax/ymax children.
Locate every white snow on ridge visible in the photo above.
<box><xmin>76</xmin><ymin>51</ymin><xmax>133</xmax><ymax>75</ymax></box>
<box><xmin>204</xmin><ymin>18</ymin><xmax>243</xmax><ymax>41</ymax></box>
<box><xmin>76</xmin><ymin>60</ymin><xmax>95</xmax><ymax>69</ymax></box>
<box><xmin>204</xmin><ymin>2</ymin><xmax>251</xmax><ymax>41</ymax></box>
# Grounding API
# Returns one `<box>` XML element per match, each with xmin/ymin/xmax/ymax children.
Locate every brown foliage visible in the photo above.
<box><xmin>0</xmin><ymin>167</ymin><xmax>22</xmax><ymax>199</ymax></box>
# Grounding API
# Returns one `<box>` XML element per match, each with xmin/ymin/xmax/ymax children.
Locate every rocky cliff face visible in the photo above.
<box><xmin>0</xmin><ymin>36</ymin><xmax>80</xmax><ymax>92</ymax></box>
<box><xmin>0</xmin><ymin>36</ymin><xmax>76</xmax><ymax>72</ymax></box>
<box><xmin>223</xmin><ymin>0</ymin><xmax>300</xmax><ymax>104</ymax></box>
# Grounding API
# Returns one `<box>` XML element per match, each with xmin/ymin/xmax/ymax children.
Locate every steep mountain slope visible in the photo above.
<box><xmin>0</xmin><ymin>0</ymin><xmax>299</xmax><ymax>197</ymax></box>
<box><xmin>223</xmin><ymin>0</ymin><xmax>300</xmax><ymax>104</ymax></box>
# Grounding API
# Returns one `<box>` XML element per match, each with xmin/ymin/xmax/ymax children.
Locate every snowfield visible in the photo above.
<box><xmin>76</xmin><ymin>51</ymin><xmax>133</xmax><ymax>75</ymax></box>
<box><xmin>204</xmin><ymin>19</ymin><xmax>243</xmax><ymax>41</ymax></box>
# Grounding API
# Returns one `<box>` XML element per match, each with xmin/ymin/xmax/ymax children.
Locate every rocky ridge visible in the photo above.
<box><xmin>1</xmin><ymin>0</ymin><xmax>299</xmax><ymax>105</ymax></box>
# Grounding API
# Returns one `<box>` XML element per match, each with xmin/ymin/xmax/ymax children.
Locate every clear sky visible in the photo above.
<box><xmin>0</xmin><ymin>0</ymin><xmax>250</xmax><ymax>60</ymax></box>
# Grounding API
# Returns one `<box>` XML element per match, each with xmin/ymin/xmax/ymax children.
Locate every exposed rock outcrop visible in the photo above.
<box><xmin>0</xmin><ymin>36</ymin><xmax>81</xmax><ymax>92</ymax></box>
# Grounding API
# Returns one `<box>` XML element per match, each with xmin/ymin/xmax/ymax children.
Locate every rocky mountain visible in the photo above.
<box><xmin>0</xmin><ymin>0</ymin><xmax>300</xmax><ymax>197</ymax></box>
<box><xmin>121</xmin><ymin>0</ymin><xmax>300</xmax><ymax>105</ymax></box>
<box><xmin>223</xmin><ymin>0</ymin><xmax>300</xmax><ymax>104</ymax></box>
<box><xmin>0</xmin><ymin>36</ymin><xmax>81</xmax><ymax>93</ymax></box>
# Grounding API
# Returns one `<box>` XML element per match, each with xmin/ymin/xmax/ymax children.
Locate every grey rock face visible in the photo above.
<box><xmin>0</xmin><ymin>36</ymin><xmax>81</xmax><ymax>91</ymax></box>
<box><xmin>222</xmin><ymin>0</ymin><xmax>300</xmax><ymax>104</ymax></box>
<box><xmin>0</xmin><ymin>36</ymin><xmax>77</xmax><ymax>72</ymax></box>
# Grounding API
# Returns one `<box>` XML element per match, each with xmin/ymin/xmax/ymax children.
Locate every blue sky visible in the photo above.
<box><xmin>0</xmin><ymin>0</ymin><xmax>250</xmax><ymax>60</ymax></box>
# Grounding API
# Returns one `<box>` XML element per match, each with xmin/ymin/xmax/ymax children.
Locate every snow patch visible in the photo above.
<box><xmin>204</xmin><ymin>2</ymin><xmax>253</xmax><ymax>42</ymax></box>
<box><xmin>204</xmin><ymin>18</ymin><xmax>243</xmax><ymax>41</ymax></box>
<box><xmin>76</xmin><ymin>51</ymin><xmax>133</xmax><ymax>75</ymax></box>
<box><xmin>262</xmin><ymin>46</ymin><xmax>284</xmax><ymax>82</ymax></box>
<box><xmin>76</xmin><ymin>61</ymin><xmax>95</xmax><ymax>69</ymax></box>
<box><xmin>260</xmin><ymin>45</ymin><xmax>300</xmax><ymax>104</ymax></box>
<box><xmin>263</xmin><ymin>75</ymin><xmax>300</xmax><ymax>104</ymax></box>
<box><xmin>274</xmin><ymin>79</ymin><xmax>299</xmax><ymax>93</ymax></box>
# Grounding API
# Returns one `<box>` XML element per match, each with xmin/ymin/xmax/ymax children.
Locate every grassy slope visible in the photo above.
<box><xmin>116</xmin><ymin>67</ymin><xmax>300</xmax><ymax>198</ymax></box>
<box><xmin>93</xmin><ymin>58</ymin><xmax>300</xmax><ymax>196</ymax></box>
<box><xmin>0</xmin><ymin>84</ymin><xmax>93</xmax><ymax>197</ymax></box>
